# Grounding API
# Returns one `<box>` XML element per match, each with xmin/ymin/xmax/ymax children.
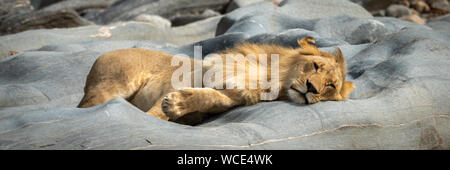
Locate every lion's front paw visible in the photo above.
<box><xmin>161</xmin><ymin>90</ymin><xmax>196</xmax><ymax>120</ymax></box>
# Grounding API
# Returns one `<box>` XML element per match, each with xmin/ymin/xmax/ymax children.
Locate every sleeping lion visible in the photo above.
<box><xmin>78</xmin><ymin>37</ymin><xmax>354</xmax><ymax>125</ymax></box>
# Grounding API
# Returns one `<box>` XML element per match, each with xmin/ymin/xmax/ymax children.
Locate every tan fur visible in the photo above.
<box><xmin>78</xmin><ymin>37</ymin><xmax>354</xmax><ymax>125</ymax></box>
<box><xmin>8</xmin><ymin>50</ymin><xmax>21</xmax><ymax>56</ymax></box>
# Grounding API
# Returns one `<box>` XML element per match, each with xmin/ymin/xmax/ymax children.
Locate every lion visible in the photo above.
<box><xmin>77</xmin><ymin>37</ymin><xmax>354</xmax><ymax>125</ymax></box>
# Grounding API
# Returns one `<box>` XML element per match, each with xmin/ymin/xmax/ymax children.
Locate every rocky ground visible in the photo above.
<box><xmin>352</xmin><ymin>0</ymin><xmax>450</xmax><ymax>24</ymax></box>
<box><xmin>0</xmin><ymin>0</ymin><xmax>449</xmax><ymax>149</ymax></box>
<box><xmin>0</xmin><ymin>0</ymin><xmax>448</xmax><ymax>36</ymax></box>
<box><xmin>0</xmin><ymin>0</ymin><xmax>284</xmax><ymax>35</ymax></box>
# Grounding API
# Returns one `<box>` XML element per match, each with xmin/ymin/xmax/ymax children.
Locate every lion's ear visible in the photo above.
<box><xmin>297</xmin><ymin>36</ymin><xmax>320</xmax><ymax>55</ymax></box>
<box><xmin>332</xmin><ymin>47</ymin><xmax>345</xmax><ymax>65</ymax></box>
<box><xmin>340</xmin><ymin>81</ymin><xmax>354</xmax><ymax>99</ymax></box>
<box><xmin>332</xmin><ymin>47</ymin><xmax>348</xmax><ymax>76</ymax></box>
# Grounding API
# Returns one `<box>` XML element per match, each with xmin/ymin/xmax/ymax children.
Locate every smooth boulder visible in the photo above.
<box><xmin>0</xmin><ymin>1</ymin><xmax>449</xmax><ymax>150</ymax></box>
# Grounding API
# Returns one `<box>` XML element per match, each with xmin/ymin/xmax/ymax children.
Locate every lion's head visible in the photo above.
<box><xmin>285</xmin><ymin>37</ymin><xmax>354</xmax><ymax>104</ymax></box>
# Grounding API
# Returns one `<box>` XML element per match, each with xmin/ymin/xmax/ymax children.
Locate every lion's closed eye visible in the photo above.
<box><xmin>313</xmin><ymin>62</ymin><xmax>319</xmax><ymax>71</ymax></box>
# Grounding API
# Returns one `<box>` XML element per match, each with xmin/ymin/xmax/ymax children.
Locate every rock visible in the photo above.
<box><xmin>349</xmin><ymin>0</ymin><xmax>395</xmax><ymax>12</ymax></box>
<box><xmin>216</xmin><ymin>0</ymin><xmax>372</xmax><ymax>36</ymax></box>
<box><xmin>202</xmin><ymin>9</ymin><xmax>221</xmax><ymax>16</ymax></box>
<box><xmin>0</xmin><ymin>0</ymin><xmax>34</xmax><ymax>23</ymax></box>
<box><xmin>0</xmin><ymin>15</ymin><xmax>222</xmax><ymax>59</ymax></box>
<box><xmin>411</xmin><ymin>8</ymin><xmax>421</xmax><ymax>16</ymax></box>
<box><xmin>96</xmin><ymin>0</ymin><xmax>230</xmax><ymax>24</ymax></box>
<box><xmin>40</xmin><ymin>0</ymin><xmax>118</xmax><ymax>13</ymax></box>
<box><xmin>372</xmin><ymin>10</ymin><xmax>386</xmax><ymax>17</ymax></box>
<box><xmin>36</xmin><ymin>0</ymin><xmax>63</xmax><ymax>9</ymax></box>
<box><xmin>427</xmin><ymin>14</ymin><xmax>450</xmax><ymax>34</ymax></box>
<box><xmin>313</xmin><ymin>16</ymin><xmax>391</xmax><ymax>45</ymax></box>
<box><xmin>134</xmin><ymin>14</ymin><xmax>171</xmax><ymax>28</ymax></box>
<box><xmin>170</xmin><ymin>9</ymin><xmax>220</xmax><ymax>27</ymax></box>
<box><xmin>0</xmin><ymin>9</ymin><xmax>91</xmax><ymax>36</ymax></box>
<box><xmin>226</xmin><ymin>0</ymin><xmax>262</xmax><ymax>13</ymax></box>
<box><xmin>0</xmin><ymin>84</ymin><xmax>51</xmax><ymax>107</ymax></box>
<box><xmin>0</xmin><ymin>44</ymin><xmax>7</xmax><ymax>59</ymax></box>
<box><xmin>80</xmin><ymin>8</ymin><xmax>106</xmax><ymax>22</ymax></box>
<box><xmin>37</xmin><ymin>0</ymin><xmax>119</xmax><ymax>23</ymax></box>
<box><xmin>425</xmin><ymin>0</ymin><xmax>448</xmax><ymax>5</ymax></box>
<box><xmin>431</xmin><ymin>0</ymin><xmax>450</xmax><ymax>12</ymax></box>
<box><xmin>386</xmin><ymin>4</ymin><xmax>413</xmax><ymax>17</ymax></box>
<box><xmin>279</xmin><ymin>0</ymin><xmax>372</xmax><ymax>19</ymax></box>
<box><xmin>225</xmin><ymin>0</ymin><xmax>282</xmax><ymax>12</ymax></box>
<box><xmin>412</xmin><ymin>0</ymin><xmax>431</xmax><ymax>12</ymax></box>
<box><xmin>0</xmin><ymin>0</ymin><xmax>449</xmax><ymax>150</ymax></box>
<box><xmin>400</xmin><ymin>14</ymin><xmax>426</xmax><ymax>24</ymax></box>
<box><xmin>399</xmin><ymin>0</ymin><xmax>410</xmax><ymax>7</ymax></box>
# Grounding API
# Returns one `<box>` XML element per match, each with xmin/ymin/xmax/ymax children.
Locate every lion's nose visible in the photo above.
<box><xmin>306</xmin><ymin>80</ymin><xmax>318</xmax><ymax>94</ymax></box>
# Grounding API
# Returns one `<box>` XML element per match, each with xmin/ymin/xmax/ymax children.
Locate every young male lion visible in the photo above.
<box><xmin>78</xmin><ymin>37</ymin><xmax>354</xmax><ymax>125</ymax></box>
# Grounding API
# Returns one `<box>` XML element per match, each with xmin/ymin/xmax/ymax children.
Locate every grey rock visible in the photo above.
<box><xmin>225</xmin><ymin>0</ymin><xmax>282</xmax><ymax>13</ymax></box>
<box><xmin>431</xmin><ymin>1</ymin><xmax>450</xmax><ymax>12</ymax></box>
<box><xmin>216</xmin><ymin>0</ymin><xmax>372</xmax><ymax>37</ymax></box>
<box><xmin>96</xmin><ymin>0</ymin><xmax>230</xmax><ymax>24</ymax></box>
<box><xmin>279</xmin><ymin>0</ymin><xmax>372</xmax><ymax>19</ymax></box>
<box><xmin>40</xmin><ymin>0</ymin><xmax>118</xmax><ymax>13</ymax></box>
<box><xmin>427</xmin><ymin>14</ymin><xmax>450</xmax><ymax>34</ymax></box>
<box><xmin>349</xmin><ymin>0</ymin><xmax>394</xmax><ymax>12</ymax></box>
<box><xmin>0</xmin><ymin>9</ymin><xmax>92</xmax><ymax>36</ymax></box>
<box><xmin>0</xmin><ymin>84</ymin><xmax>51</xmax><ymax>107</ymax></box>
<box><xmin>0</xmin><ymin>2</ymin><xmax>449</xmax><ymax>150</ymax></box>
<box><xmin>0</xmin><ymin>0</ymin><xmax>119</xmax><ymax>35</ymax></box>
<box><xmin>81</xmin><ymin>8</ymin><xmax>106</xmax><ymax>22</ymax></box>
<box><xmin>216</xmin><ymin>3</ymin><xmax>417</xmax><ymax>45</ymax></box>
<box><xmin>372</xmin><ymin>10</ymin><xmax>386</xmax><ymax>17</ymax></box>
<box><xmin>36</xmin><ymin>0</ymin><xmax>63</xmax><ymax>9</ymax></box>
<box><xmin>134</xmin><ymin>14</ymin><xmax>172</xmax><ymax>28</ymax></box>
<box><xmin>386</xmin><ymin>4</ymin><xmax>413</xmax><ymax>17</ymax></box>
<box><xmin>313</xmin><ymin>16</ymin><xmax>390</xmax><ymax>45</ymax></box>
<box><xmin>170</xmin><ymin>9</ymin><xmax>220</xmax><ymax>27</ymax></box>
<box><xmin>0</xmin><ymin>0</ymin><xmax>34</xmax><ymax>23</ymax></box>
<box><xmin>0</xmin><ymin>16</ymin><xmax>222</xmax><ymax>59</ymax></box>
<box><xmin>226</xmin><ymin>0</ymin><xmax>264</xmax><ymax>13</ymax></box>
<box><xmin>39</xmin><ymin>0</ymin><xmax>119</xmax><ymax>23</ymax></box>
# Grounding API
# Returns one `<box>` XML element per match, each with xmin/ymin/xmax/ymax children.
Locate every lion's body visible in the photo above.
<box><xmin>78</xmin><ymin>37</ymin><xmax>354</xmax><ymax>125</ymax></box>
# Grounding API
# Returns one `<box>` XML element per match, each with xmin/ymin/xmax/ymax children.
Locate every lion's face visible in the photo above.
<box><xmin>286</xmin><ymin>46</ymin><xmax>354</xmax><ymax>104</ymax></box>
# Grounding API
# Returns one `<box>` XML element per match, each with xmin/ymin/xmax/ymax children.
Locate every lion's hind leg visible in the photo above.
<box><xmin>77</xmin><ymin>82</ymin><xmax>136</xmax><ymax>108</ymax></box>
<box><xmin>77</xmin><ymin>89</ymin><xmax>115</xmax><ymax>108</ymax></box>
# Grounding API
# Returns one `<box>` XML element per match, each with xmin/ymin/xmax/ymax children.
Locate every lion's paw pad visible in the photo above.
<box><xmin>161</xmin><ymin>91</ymin><xmax>194</xmax><ymax>120</ymax></box>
